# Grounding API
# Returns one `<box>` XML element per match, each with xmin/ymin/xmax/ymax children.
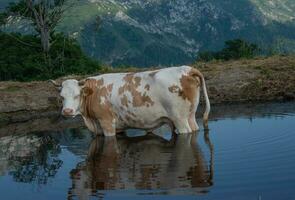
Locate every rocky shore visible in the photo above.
<box><xmin>1</xmin><ymin>55</ymin><xmax>295</xmax><ymax>126</ymax></box>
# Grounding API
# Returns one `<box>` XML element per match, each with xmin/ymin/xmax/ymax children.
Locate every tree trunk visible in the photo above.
<box><xmin>40</xmin><ymin>26</ymin><xmax>50</xmax><ymax>53</ymax></box>
<box><xmin>26</xmin><ymin>0</ymin><xmax>51</xmax><ymax>53</ymax></box>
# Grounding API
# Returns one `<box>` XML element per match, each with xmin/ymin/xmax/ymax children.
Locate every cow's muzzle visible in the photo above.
<box><xmin>62</xmin><ymin>108</ymin><xmax>75</xmax><ymax>117</ymax></box>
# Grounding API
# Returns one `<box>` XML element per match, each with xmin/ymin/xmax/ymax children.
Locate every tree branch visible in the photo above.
<box><xmin>6</xmin><ymin>33</ymin><xmax>40</xmax><ymax>48</ymax></box>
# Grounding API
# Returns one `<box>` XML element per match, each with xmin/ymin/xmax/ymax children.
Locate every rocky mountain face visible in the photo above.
<box><xmin>2</xmin><ymin>0</ymin><xmax>295</xmax><ymax>67</ymax></box>
<box><xmin>251</xmin><ymin>0</ymin><xmax>295</xmax><ymax>22</ymax></box>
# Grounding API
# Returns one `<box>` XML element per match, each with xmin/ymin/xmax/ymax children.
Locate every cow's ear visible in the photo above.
<box><xmin>78</xmin><ymin>79</ymin><xmax>86</xmax><ymax>86</ymax></box>
<box><xmin>81</xmin><ymin>87</ymin><xmax>93</xmax><ymax>97</ymax></box>
<box><xmin>49</xmin><ymin>80</ymin><xmax>61</xmax><ymax>91</ymax></box>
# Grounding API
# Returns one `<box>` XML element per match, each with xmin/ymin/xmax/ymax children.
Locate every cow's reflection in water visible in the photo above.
<box><xmin>68</xmin><ymin>131</ymin><xmax>213</xmax><ymax>198</ymax></box>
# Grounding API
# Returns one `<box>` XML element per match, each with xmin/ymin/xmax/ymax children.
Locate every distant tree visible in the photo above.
<box><xmin>220</xmin><ymin>39</ymin><xmax>260</xmax><ymax>60</ymax></box>
<box><xmin>198</xmin><ymin>51</ymin><xmax>215</xmax><ymax>62</ymax></box>
<box><xmin>0</xmin><ymin>12</ymin><xmax>7</xmax><ymax>26</ymax></box>
<box><xmin>0</xmin><ymin>32</ymin><xmax>101</xmax><ymax>81</ymax></box>
<box><xmin>4</xmin><ymin>0</ymin><xmax>71</xmax><ymax>53</ymax></box>
<box><xmin>0</xmin><ymin>0</ymin><xmax>102</xmax><ymax>81</ymax></box>
<box><xmin>198</xmin><ymin>39</ymin><xmax>260</xmax><ymax>61</ymax></box>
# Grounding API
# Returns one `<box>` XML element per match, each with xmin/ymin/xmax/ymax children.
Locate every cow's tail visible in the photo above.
<box><xmin>201</xmin><ymin>74</ymin><xmax>210</xmax><ymax>129</ymax></box>
<box><xmin>191</xmin><ymin>67</ymin><xmax>211</xmax><ymax>129</ymax></box>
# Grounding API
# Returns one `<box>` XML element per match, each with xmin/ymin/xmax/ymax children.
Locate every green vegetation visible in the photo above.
<box><xmin>0</xmin><ymin>32</ymin><xmax>101</xmax><ymax>81</ymax></box>
<box><xmin>197</xmin><ymin>39</ymin><xmax>260</xmax><ymax>62</ymax></box>
<box><xmin>0</xmin><ymin>0</ymin><xmax>101</xmax><ymax>81</ymax></box>
<box><xmin>5</xmin><ymin>0</ymin><xmax>72</xmax><ymax>53</ymax></box>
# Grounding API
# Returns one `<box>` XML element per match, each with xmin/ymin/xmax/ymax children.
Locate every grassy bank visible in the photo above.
<box><xmin>195</xmin><ymin>55</ymin><xmax>295</xmax><ymax>103</ymax></box>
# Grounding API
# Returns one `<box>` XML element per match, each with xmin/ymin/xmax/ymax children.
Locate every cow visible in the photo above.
<box><xmin>51</xmin><ymin>66</ymin><xmax>210</xmax><ymax>136</ymax></box>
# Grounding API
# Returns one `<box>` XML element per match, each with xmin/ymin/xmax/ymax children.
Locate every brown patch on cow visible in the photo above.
<box><xmin>119</xmin><ymin>73</ymin><xmax>154</xmax><ymax>107</ymax></box>
<box><xmin>123</xmin><ymin>112</ymin><xmax>144</xmax><ymax>127</ymax></box>
<box><xmin>123</xmin><ymin>73</ymin><xmax>134</xmax><ymax>82</ymax></box>
<box><xmin>118</xmin><ymin>73</ymin><xmax>139</xmax><ymax>95</ymax></box>
<box><xmin>120</xmin><ymin>95</ymin><xmax>129</xmax><ymax>108</ymax></box>
<box><xmin>132</xmin><ymin>91</ymin><xmax>154</xmax><ymax>107</ymax></box>
<box><xmin>148</xmin><ymin>70</ymin><xmax>159</xmax><ymax>77</ymax></box>
<box><xmin>144</xmin><ymin>84</ymin><xmax>150</xmax><ymax>91</ymax></box>
<box><xmin>168</xmin><ymin>68</ymin><xmax>202</xmax><ymax>111</ymax></box>
<box><xmin>118</xmin><ymin>87</ymin><xmax>124</xmax><ymax>95</ymax></box>
<box><xmin>124</xmin><ymin>115</ymin><xmax>135</xmax><ymax>124</ymax></box>
<box><xmin>107</xmin><ymin>83</ymin><xmax>113</xmax><ymax>92</ymax></box>
<box><xmin>168</xmin><ymin>85</ymin><xmax>180</xmax><ymax>93</ymax></box>
<box><xmin>134</xmin><ymin>76</ymin><xmax>141</xmax><ymax>86</ymax></box>
<box><xmin>180</xmin><ymin>68</ymin><xmax>202</xmax><ymax>110</ymax></box>
<box><xmin>80</xmin><ymin>79</ymin><xmax>116</xmax><ymax>135</ymax></box>
<box><xmin>82</xmin><ymin>87</ymin><xmax>93</xmax><ymax>97</ymax></box>
<box><xmin>127</xmin><ymin>111</ymin><xmax>137</xmax><ymax>118</ymax></box>
<box><xmin>96</xmin><ymin>78</ymin><xmax>104</xmax><ymax>86</ymax></box>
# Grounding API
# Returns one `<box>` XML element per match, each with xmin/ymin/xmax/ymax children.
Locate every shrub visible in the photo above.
<box><xmin>197</xmin><ymin>39</ymin><xmax>260</xmax><ymax>62</ymax></box>
<box><xmin>0</xmin><ymin>32</ymin><xmax>101</xmax><ymax>81</ymax></box>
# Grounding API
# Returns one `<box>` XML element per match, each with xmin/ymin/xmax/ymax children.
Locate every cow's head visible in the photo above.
<box><xmin>50</xmin><ymin>79</ymin><xmax>91</xmax><ymax>117</ymax></box>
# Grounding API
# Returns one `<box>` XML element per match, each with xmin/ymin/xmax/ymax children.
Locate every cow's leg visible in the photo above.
<box><xmin>83</xmin><ymin>117</ymin><xmax>103</xmax><ymax>135</ymax></box>
<box><xmin>168</xmin><ymin>120</ymin><xmax>177</xmax><ymax>134</ymax></box>
<box><xmin>99</xmin><ymin>119</ymin><xmax>116</xmax><ymax>137</ymax></box>
<box><xmin>173</xmin><ymin>118</ymin><xmax>192</xmax><ymax>134</ymax></box>
<box><xmin>189</xmin><ymin>87</ymin><xmax>200</xmax><ymax>132</ymax></box>
<box><xmin>189</xmin><ymin>114</ymin><xmax>199</xmax><ymax>132</ymax></box>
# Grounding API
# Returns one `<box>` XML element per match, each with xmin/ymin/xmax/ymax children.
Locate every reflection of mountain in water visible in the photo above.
<box><xmin>68</xmin><ymin>132</ymin><xmax>214</xmax><ymax>199</ymax></box>
<box><xmin>51</xmin><ymin>128</ymin><xmax>94</xmax><ymax>158</ymax></box>
<box><xmin>0</xmin><ymin>134</ymin><xmax>62</xmax><ymax>184</ymax></box>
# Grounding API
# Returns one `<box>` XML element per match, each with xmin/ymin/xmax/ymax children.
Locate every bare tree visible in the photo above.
<box><xmin>6</xmin><ymin>0</ymin><xmax>71</xmax><ymax>53</ymax></box>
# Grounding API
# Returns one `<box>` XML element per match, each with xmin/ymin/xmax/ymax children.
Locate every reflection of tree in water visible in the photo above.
<box><xmin>0</xmin><ymin>134</ymin><xmax>62</xmax><ymax>185</ymax></box>
<box><xmin>0</xmin><ymin>127</ymin><xmax>95</xmax><ymax>185</ymax></box>
<box><xmin>61</xmin><ymin>128</ymin><xmax>89</xmax><ymax>140</ymax></box>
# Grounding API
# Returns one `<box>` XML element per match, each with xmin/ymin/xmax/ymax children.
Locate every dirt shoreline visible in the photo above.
<box><xmin>1</xmin><ymin>55</ymin><xmax>295</xmax><ymax>126</ymax></box>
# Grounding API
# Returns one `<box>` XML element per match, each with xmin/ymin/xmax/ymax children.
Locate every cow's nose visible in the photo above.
<box><xmin>62</xmin><ymin>108</ymin><xmax>74</xmax><ymax>116</ymax></box>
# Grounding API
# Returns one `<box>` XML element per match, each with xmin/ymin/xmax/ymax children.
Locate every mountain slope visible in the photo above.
<box><xmin>251</xmin><ymin>0</ymin><xmax>295</xmax><ymax>22</ymax></box>
<box><xmin>59</xmin><ymin>0</ymin><xmax>295</xmax><ymax>67</ymax></box>
<box><xmin>2</xmin><ymin>0</ymin><xmax>295</xmax><ymax>67</ymax></box>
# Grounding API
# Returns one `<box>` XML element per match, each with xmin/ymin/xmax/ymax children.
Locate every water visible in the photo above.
<box><xmin>0</xmin><ymin>102</ymin><xmax>295</xmax><ymax>200</ymax></box>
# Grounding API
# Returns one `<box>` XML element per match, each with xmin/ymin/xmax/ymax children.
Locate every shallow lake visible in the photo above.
<box><xmin>0</xmin><ymin>102</ymin><xmax>294</xmax><ymax>200</ymax></box>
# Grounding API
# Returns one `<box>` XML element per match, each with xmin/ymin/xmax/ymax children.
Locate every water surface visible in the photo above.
<box><xmin>0</xmin><ymin>102</ymin><xmax>294</xmax><ymax>200</ymax></box>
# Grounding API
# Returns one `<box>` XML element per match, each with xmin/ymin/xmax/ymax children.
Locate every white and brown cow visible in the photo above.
<box><xmin>51</xmin><ymin>66</ymin><xmax>210</xmax><ymax>136</ymax></box>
